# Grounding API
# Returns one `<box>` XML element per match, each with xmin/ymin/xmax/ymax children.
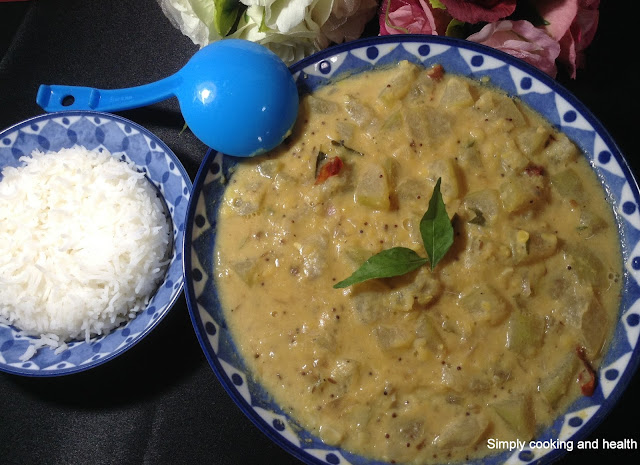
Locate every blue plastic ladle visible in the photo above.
<box><xmin>36</xmin><ymin>39</ymin><xmax>299</xmax><ymax>157</ymax></box>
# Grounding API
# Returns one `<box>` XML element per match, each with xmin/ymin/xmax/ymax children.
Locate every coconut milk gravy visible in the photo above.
<box><xmin>213</xmin><ymin>62</ymin><xmax>622</xmax><ymax>464</ymax></box>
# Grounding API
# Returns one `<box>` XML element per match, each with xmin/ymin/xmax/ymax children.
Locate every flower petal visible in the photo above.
<box><xmin>440</xmin><ymin>0</ymin><xmax>516</xmax><ymax>24</ymax></box>
<box><xmin>467</xmin><ymin>20</ymin><xmax>560</xmax><ymax>77</ymax></box>
<box><xmin>536</xmin><ymin>0</ymin><xmax>579</xmax><ymax>41</ymax></box>
<box><xmin>379</xmin><ymin>0</ymin><xmax>451</xmax><ymax>35</ymax></box>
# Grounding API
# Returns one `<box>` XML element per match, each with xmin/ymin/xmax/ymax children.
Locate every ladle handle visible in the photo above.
<box><xmin>36</xmin><ymin>74</ymin><xmax>182</xmax><ymax>112</ymax></box>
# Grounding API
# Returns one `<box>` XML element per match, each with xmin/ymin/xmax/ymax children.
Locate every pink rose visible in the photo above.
<box><xmin>467</xmin><ymin>20</ymin><xmax>561</xmax><ymax>77</ymax></box>
<box><xmin>379</xmin><ymin>0</ymin><xmax>452</xmax><ymax>35</ymax></box>
<box><xmin>537</xmin><ymin>0</ymin><xmax>600</xmax><ymax>78</ymax></box>
<box><xmin>440</xmin><ymin>0</ymin><xmax>516</xmax><ymax>24</ymax></box>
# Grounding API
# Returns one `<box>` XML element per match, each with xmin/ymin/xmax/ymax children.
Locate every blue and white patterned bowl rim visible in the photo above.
<box><xmin>184</xmin><ymin>35</ymin><xmax>640</xmax><ymax>465</ymax></box>
<box><xmin>0</xmin><ymin>111</ymin><xmax>192</xmax><ymax>377</ymax></box>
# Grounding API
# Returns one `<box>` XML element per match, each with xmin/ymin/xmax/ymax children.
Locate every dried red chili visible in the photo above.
<box><xmin>426</xmin><ymin>64</ymin><xmax>445</xmax><ymax>81</ymax></box>
<box><xmin>315</xmin><ymin>156</ymin><xmax>343</xmax><ymax>184</ymax></box>
<box><xmin>576</xmin><ymin>346</ymin><xmax>596</xmax><ymax>396</ymax></box>
<box><xmin>524</xmin><ymin>164</ymin><xmax>544</xmax><ymax>176</ymax></box>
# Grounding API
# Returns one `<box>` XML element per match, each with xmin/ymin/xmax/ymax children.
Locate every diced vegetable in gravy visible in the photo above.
<box><xmin>214</xmin><ymin>61</ymin><xmax>622</xmax><ymax>464</ymax></box>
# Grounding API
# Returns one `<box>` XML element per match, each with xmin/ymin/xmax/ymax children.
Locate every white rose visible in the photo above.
<box><xmin>157</xmin><ymin>0</ymin><xmax>377</xmax><ymax>65</ymax></box>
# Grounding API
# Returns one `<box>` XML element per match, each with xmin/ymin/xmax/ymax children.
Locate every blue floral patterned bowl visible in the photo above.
<box><xmin>184</xmin><ymin>35</ymin><xmax>640</xmax><ymax>465</ymax></box>
<box><xmin>0</xmin><ymin>111</ymin><xmax>191</xmax><ymax>376</ymax></box>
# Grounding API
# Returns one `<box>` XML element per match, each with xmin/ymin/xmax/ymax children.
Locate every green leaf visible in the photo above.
<box><xmin>333</xmin><ymin>248</ymin><xmax>428</xmax><ymax>289</ymax></box>
<box><xmin>258</xmin><ymin>7</ymin><xmax>269</xmax><ymax>33</ymax></box>
<box><xmin>190</xmin><ymin>0</ymin><xmax>241</xmax><ymax>37</ymax></box>
<box><xmin>429</xmin><ymin>0</ymin><xmax>446</xmax><ymax>9</ymax></box>
<box><xmin>468</xmin><ymin>208</ymin><xmax>486</xmax><ymax>226</ymax></box>
<box><xmin>214</xmin><ymin>0</ymin><xmax>242</xmax><ymax>36</ymax></box>
<box><xmin>420</xmin><ymin>178</ymin><xmax>454</xmax><ymax>270</ymax></box>
<box><xmin>333</xmin><ymin>178</ymin><xmax>454</xmax><ymax>288</ymax></box>
<box><xmin>445</xmin><ymin>19</ymin><xmax>468</xmax><ymax>39</ymax></box>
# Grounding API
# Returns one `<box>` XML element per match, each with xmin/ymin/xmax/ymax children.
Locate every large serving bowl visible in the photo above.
<box><xmin>0</xmin><ymin>111</ymin><xmax>191</xmax><ymax>376</ymax></box>
<box><xmin>184</xmin><ymin>35</ymin><xmax>640</xmax><ymax>465</ymax></box>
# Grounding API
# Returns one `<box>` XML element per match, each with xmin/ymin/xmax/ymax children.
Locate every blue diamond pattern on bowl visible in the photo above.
<box><xmin>0</xmin><ymin>111</ymin><xmax>191</xmax><ymax>376</ymax></box>
<box><xmin>184</xmin><ymin>36</ymin><xmax>640</xmax><ymax>465</ymax></box>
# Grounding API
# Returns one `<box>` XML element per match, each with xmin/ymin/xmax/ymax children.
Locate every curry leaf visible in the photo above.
<box><xmin>334</xmin><ymin>178</ymin><xmax>454</xmax><ymax>288</ymax></box>
<box><xmin>468</xmin><ymin>208</ymin><xmax>486</xmax><ymax>226</ymax></box>
<box><xmin>333</xmin><ymin>248</ymin><xmax>428</xmax><ymax>289</ymax></box>
<box><xmin>420</xmin><ymin>178</ymin><xmax>454</xmax><ymax>270</ymax></box>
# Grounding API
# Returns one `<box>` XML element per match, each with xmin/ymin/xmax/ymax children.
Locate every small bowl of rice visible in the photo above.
<box><xmin>0</xmin><ymin>111</ymin><xmax>192</xmax><ymax>376</ymax></box>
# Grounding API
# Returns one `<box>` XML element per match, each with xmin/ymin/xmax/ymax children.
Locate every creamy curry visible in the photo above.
<box><xmin>213</xmin><ymin>61</ymin><xmax>622</xmax><ymax>464</ymax></box>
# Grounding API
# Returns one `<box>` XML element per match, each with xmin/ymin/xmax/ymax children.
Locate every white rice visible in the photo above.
<box><xmin>0</xmin><ymin>146</ymin><xmax>172</xmax><ymax>358</ymax></box>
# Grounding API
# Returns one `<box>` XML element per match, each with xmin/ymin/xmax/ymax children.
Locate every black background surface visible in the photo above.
<box><xmin>0</xmin><ymin>1</ymin><xmax>638</xmax><ymax>464</ymax></box>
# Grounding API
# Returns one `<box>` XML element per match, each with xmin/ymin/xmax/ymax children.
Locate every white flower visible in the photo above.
<box><xmin>157</xmin><ymin>0</ymin><xmax>377</xmax><ymax>65</ymax></box>
<box><xmin>157</xmin><ymin>0</ymin><xmax>218</xmax><ymax>47</ymax></box>
<box><xmin>230</xmin><ymin>1</ymin><xmax>334</xmax><ymax>64</ymax></box>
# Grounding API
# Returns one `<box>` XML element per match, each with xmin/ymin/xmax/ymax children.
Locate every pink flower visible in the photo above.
<box><xmin>537</xmin><ymin>0</ymin><xmax>600</xmax><ymax>78</ymax></box>
<box><xmin>379</xmin><ymin>0</ymin><xmax>452</xmax><ymax>35</ymax></box>
<box><xmin>467</xmin><ymin>20</ymin><xmax>561</xmax><ymax>77</ymax></box>
<box><xmin>440</xmin><ymin>0</ymin><xmax>516</xmax><ymax>24</ymax></box>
